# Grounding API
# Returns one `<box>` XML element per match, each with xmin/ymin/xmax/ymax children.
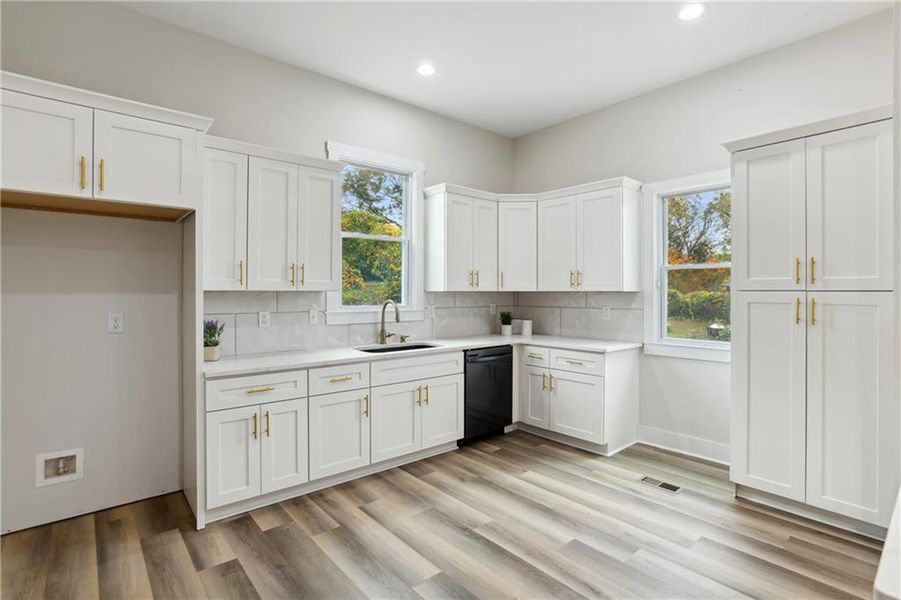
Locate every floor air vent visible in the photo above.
<box><xmin>640</xmin><ymin>476</ymin><xmax>681</xmax><ymax>494</ymax></box>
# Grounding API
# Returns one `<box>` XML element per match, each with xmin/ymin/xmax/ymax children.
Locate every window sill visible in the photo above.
<box><xmin>643</xmin><ymin>342</ymin><xmax>730</xmax><ymax>363</ymax></box>
<box><xmin>325</xmin><ymin>308</ymin><xmax>425</xmax><ymax>326</ymax></box>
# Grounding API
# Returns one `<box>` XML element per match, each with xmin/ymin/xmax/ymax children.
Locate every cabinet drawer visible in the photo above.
<box><xmin>206</xmin><ymin>370</ymin><xmax>308</xmax><ymax>412</ymax></box>
<box><xmin>549</xmin><ymin>348</ymin><xmax>604</xmax><ymax>376</ymax></box>
<box><xmin>371</xmin><ymin>351</ymin><xmax>464</xmax><ymax>386</ymax></box>
<box><xmin>309</xmin><ymin>362</ymin><xmax>370</xmax><ymax>396</ymax></box>
<box><xmin>522</xmin><ymin>345</ymin><xmax>549</xmax><ymax>367</ymax></box>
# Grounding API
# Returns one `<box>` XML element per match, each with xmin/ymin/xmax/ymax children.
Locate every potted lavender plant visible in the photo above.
<box><xmin>204</xmin><ymin>319</ymin><xmax>225</xmax><ymax>362</ymax></box>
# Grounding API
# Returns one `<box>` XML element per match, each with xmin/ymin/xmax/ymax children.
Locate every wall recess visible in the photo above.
<box><xmin>35</xmin><ymin>447</ymin><xmax>84</xmax><ymax>487</ymax></box>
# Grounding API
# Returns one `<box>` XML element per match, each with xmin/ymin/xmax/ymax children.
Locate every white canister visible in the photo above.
<box><xmin>512</xmin><ymin>318</ymin><xmax>523</xmax><ymax>335</ymax></box>
<box><xmin>521</xmin><ymin>320</ymin><xmax>533</xmax><ymax>336</ymax></box>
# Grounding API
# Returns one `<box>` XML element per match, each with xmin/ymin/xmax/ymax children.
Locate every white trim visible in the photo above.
<box><xmin>325</xmin><ymin>142</ymin><xmax>425</xmax><ymax>324</ymax></box>
<box><xmin>642</xmin><ymin>170</ymin><xmax>732</xmax><ymax>362</ymax></box>
<box><xmin>2</xmin><ymin>71</ymin><xmax>213</xmax><ymax>132</ymax></box>
<box><xmin>204</xmin><ymin>135</ymin><xmax>340</xmax><ymax>171</ymax></box>
<box><xmin>638</xmin><ymin>425</ymin><xmax>730</xmax><ymax>465</ymax></box>
<box><xmin>722</xmin><ymin>105</ymin><xmax>892</xmax><ymax>153</ymax></box>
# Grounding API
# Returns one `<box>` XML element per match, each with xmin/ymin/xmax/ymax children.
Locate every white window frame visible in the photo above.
<box><xmin>325</xmin><ymin>142</ymin><xmax>425</xmax><ymax>325</ymax></box>
<box><xmin>643</xmin><ymin>170</ymin><xmax>731</xmax><ymax>363</ymax></box>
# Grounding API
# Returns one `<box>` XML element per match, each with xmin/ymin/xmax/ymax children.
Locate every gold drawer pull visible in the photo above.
<box><xmin>290</xmin><ymin>263</ymin><xmax>296</xmax><ymax>285</ymax></box>
<box><xmin>417</xmin><ymin>386</ymin><xmax>422</xmax><ymax>406</ymax></box>
<box><xmin>810</xmin><ymin>298</ymin><xmax>817</xmax><ymax>326</ymax></box>
<box><xmin>265</xmin><ymin>411</ymin><xmax>271</xmax><ymax>437</ymax></box>
<box><xmin>329</xmin><ymin>375</ymin><xmax>354</xmax><ymax>383</ymax></box>
<box><xmin>810</xmin><ymin>257</ymin><xmax>816</xmax><ymax>284</ymax></box>
<box><xmin>80</xmin><ymin>156</ymin><xmax>86</xmax><ymax>190</ymax></box>
<box><xmin>795</xmin><ymin>257</ymin><xmax>801</xmax><ymax>285</ymax></box>
<box><xmin>424</xmin><ymin>384</ymin><xmax>430</xmax><ymax>405</ymax></box>
<box><xmin>246</xmin><ymin>386</ymin><xmax>275</xmax><ymax>394</ymax></box>
<box><xmin>541</xmin><ymin>372</ymin><xmax>548</xmax><ymax>391</ymax></box>
<box><xmin>301</xmin><ymin>263</ymin><xmax>306</xmax><ymax>286</ymax></box>
<box><xmin>252</xmin><ymin>412</ymin><xmax>258</xmax><ymax>439</ymax></box>
<box><xmin>99</xmin><ymin>158</ymin><xmax>105</xmax><ymax>191</ymax></box>
<box><xmin>363</xmin><ymin>394</ymin><xmax>370</xmax><ymax>417</ymax></box>
<box><xmin>565</xmin><ymin>360</ymin><xmax>584</xmax><ymax>366</ymax></box>
<box><xmin>238</xmin><ymin>260</ymin><xmax>244</xmax><ymax>286</ymax></box>
<box><xmin>548</xmin><ymin>375</ymin><xmax>555</xmax><ymax>391</ymax></box>
<box><xmin>500</xmin><ymin>271</ymin><xmax>504</xmax><ymax>287</ymax></box>
<box><xmin>527</xmin><ymin>353</ymin><xmax>544</xmax><ymax>359</ymax></box>
<box><xmin>569</xmin><ymin>270</ymin><xmax>575</xmax><ymax>288</ymax></box>
<box><xmin>576</xmin><ymin>270</ymin><xmax>583</xmax><ymax>287</ymax></box>
<box><xmin>795</xmin><ymin>297</ymin><xmax>801</xmax><ymax>325</ymax></box>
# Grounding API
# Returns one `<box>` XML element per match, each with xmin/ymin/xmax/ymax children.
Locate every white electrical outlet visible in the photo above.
<box><xmin>107</xmin><ymin>312</ymin><xmax>124</xmax><ymax>334</ymax></box>
<box><xmin>309</xmin><ymin>308</ymin><xmax>319</xmax><ymax>325</ymax></box>
<box><xmin>601</xmin><ymin>306</ymin><xmax>612</xmax><ymax>321</ymax></box>
<box><xmin>258</xmin><ymin>311</ymin><xmax>271</xmax><ymax>328</ymax></box>
<box><xmin>489</xmin><ymin>304</ymin><xmax>497</xmax><ymax>315</ymax></box>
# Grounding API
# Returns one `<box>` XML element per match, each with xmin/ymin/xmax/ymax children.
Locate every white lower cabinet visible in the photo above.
<box><xmin>548</xmin><ymin>369</ymin><xmax>604</xmax><ymax>444</ymax></box>
<box><xmin>206</xmin><ymin>398</ymin><xmax>310</xmax><ymax>509</ymax></box>
<box><xmin>371</xmin><ymin>374</ymin><xmax>464</xmax><ymax>463</ymax></box>
<box><xmin>522</xmin><ymin>365</ymin><xmax>550</xmax><ymax>428</ymax></box>
<box><xmin>261</xmin><ymin>398</ymin><xmax>309</xmax><ymax>494</ymax></box>
<box><xmin>309</xmin><ymin>389</ymin><xmax>371</xmax><ymax>480</ymax></box>
<box><xmin>206</xmin><ymin>405</ymin><xmax>261</xmax><ymax>509</ymax></box>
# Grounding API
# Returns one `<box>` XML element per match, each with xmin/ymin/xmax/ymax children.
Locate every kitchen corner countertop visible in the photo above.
<box><xmin>203</xmin><ymin>334</ymin><xmax>642</xmax><ymax>379</ymax></box>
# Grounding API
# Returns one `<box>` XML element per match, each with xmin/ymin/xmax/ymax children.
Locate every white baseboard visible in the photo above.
<box><xmin>638</xmin><ymin>425</ymin><xmax>729</xmax><ymax>465</ymax></box>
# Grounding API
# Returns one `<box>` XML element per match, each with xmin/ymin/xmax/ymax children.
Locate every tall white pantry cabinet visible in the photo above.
<box><xmin>728</xmin><ymin>108</ymin><xmax>898</xmax><ymax>531</ymax></box>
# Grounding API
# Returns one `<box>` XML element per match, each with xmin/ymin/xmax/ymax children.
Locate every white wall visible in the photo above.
<box><xmin>513</xmin><ymin>10</ymin><xmax>894</xmax><ymax>462</ymax></box>
<box><xmin>1</xmin><ymin>210</ymin><xmax>182</xmax><ymax>532</ymax></box>
<box><xmin>0</xmin><ymin>1</ymin><xmax>514</xmax><ymax>192</ymax></box>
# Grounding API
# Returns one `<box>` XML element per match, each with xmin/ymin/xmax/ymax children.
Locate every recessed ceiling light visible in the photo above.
<box><xmin>417</xmin><ymin>63</ymin><xmax>436</xmax><ymax>77</ymax></box>
<box><xmin>678</xmin><ymin>3</ymin><xmax>705</xmax><ymax>21</ymax></box>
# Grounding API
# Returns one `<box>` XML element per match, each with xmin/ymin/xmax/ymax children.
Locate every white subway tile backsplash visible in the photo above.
<box><xmin>506</xmin><ymin>306</ymin><xmax>562</xmax><ymax>335</ymax></box>
<box><xmin>276</xmin><ymin>291</ymin><xmax>326</xmax><ymax>312</ymax></box>
<box><xmin>235</xmin><ymin>312</ymin><xmax>349</xmax><ymax>354</ymax></box>
<box><xmin>560</xmin><ymin>308</ymin><xmax>643</xmax><ymax>342</ymax></box>
<box><xmin>433</xmin><ymin>307</ymin><xmax>496</xmax><ymax>338</ymax></box>
<box><xmin>204</xmin><ymin>291</ymin><xmax>277</xmax><ymax>314</ymax></box>
<box><xmin>586</xmin><ymin>291</ymin><xmax>643</xmax><ymax>309</ymax></box>
<box><xmin>517</xmin><ymin>292</ymin><xmax>587</xmax><ymax>308</ymax></box>
<box><xmin>426</xmin><ymin>292</ymin><xmax>457</xmax><ymax>308</ymax></box>
<box><xmin>453</xmin><ymin>291</ymin><xmax>516</xmax><ymax>307</ymax></box>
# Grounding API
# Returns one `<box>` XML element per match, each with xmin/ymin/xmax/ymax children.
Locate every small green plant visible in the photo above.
<box><xmin>499</xmin><ymin>311</ymin><xmax>513</xmax><ymax>326</ymax></box>
<box><xmin>204</xmin><ymin>319</ymin><xmax>225</xmax><ymax>348</ymax></box>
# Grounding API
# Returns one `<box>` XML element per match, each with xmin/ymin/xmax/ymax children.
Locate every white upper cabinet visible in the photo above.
<box><xmin>732</xmin><ymin>140</ymin><xmax>807</xmax><ymax>291</ymax></box>
<box><xmin>298</xmin><ymin>166</ymin><xmax>341</xmax><ymax>290</ymax></box>
<box><xmin>203</xmin><ymin>149</ymin><xmax>248</xmax><ymax>290</ymax></box>
<box><xmin>426</xmin><ymin>189</ymin><xmax>497</xmax><ymax>291</ymax></box>
<box><xmin>498</xmin><ymin>201</ymin><xmax>537</xmax><ymax>290</ymax></box>
<box><xmin>806</xmin><ymin>120</ymin><xmax>893</xmax><ymax>291</ymax></box>
<box><xmin>1</xmin><ymin>91</ymin><xmax>93</xmax><ymax>197</ymax></box>
<box><xmin>537</xmin><ymin>196</ymin><xmax>578</xmax><ymax>290</ymax></box>
<box><xmin>247</xmin><ymin>157</ymin><xmax>299</xmax><ymax>291</ymax></box>
<box><xmin>576</xmin><ymin>188</ymin><xmax>639</xmax><ymax>291</ymax></box>
<box><xmin>93</xmin><ymin>110</ymin><xmax>198</xmax><ymax>208</ymax></box>
<box><xmin>806</xmin><ymin>292</ymin><xmax>897</xmax><ymax>526</ymax></box>
<box><xmin>731</xmin><ymin>292</ymin><xmax>807</xmax><ymax>502</ymax></box>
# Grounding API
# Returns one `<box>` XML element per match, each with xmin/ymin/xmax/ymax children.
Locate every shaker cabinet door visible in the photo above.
<box><xmin>247</xmin><ymin>157</ymin><xmax>299</xmax><ymax>290</ymax></box>
<box><xmin>203</xmin><ymin>148</ymin><xmax>248</xmax><ymax>290</ymax></box>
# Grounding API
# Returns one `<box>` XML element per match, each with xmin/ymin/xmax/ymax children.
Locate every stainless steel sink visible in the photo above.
<box><xmin>356</xmin><ymin>343</ymin><xmax>438</xmax><ymax>353</ymax></box>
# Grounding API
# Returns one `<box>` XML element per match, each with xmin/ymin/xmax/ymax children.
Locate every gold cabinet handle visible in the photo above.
<box><xmin>549</xmin><ymin>374</ymin><xmax>555</xmax><ymax>391</ymax></box>
<box><xmin>238</xmin><ymin>260</ymin><xmax>244</xmax><ymax>286</ymax></box>
<box><xmin>252</xmin><ymin>412</ymin><xmax>258</xmax><ymax>439</ymax></box>
<box><xmin>565</xmin><ymin>359</ymin><xmax>584</xmax><ymax>366</ymax></box>
<box><xmin>300</xmin><ymin>263</ymin><xmax>306</xmax><ymax>286</ymax></box>
<box><xmin>329</xmin><ymin>375</ymin><xmax>353</xmax><ymax>383</ymax></box>
<box><xmin>810</xmin><ymin>257</ymin><xmax>816</xmax><ymax>285</ymax></box>
<box><xmin>569</xmin><ymin>270</ymin><xmax>575</xmax><ymax>288</ymax></box>
<box><xmin>541</xmin><ymin>372</ymin><xmax>547</xmax><ymax>391</ymax></box>
<box><xmin>246</xmin><ymin>386</ymin><xmax>275</xmax><ymax>394</ymax></box>
<box><xmin>416</xmin><ymin>385</ymin><xmax>422</xmax><ymax>406</ymax></box>
<box><xmin>265</xmin><ymin>411</ymin><xmax>271</xmax><ymax>437</ymax></box>
<box><xmin>99</xmin><ymin>158</ymin><xmax>105</xmax><ymax>191</ymax></box>
<box><xmin>290</xmin><ymin>263</ymin><xmax>296</xmax><ymax>286</ymax></box>
<box><xmin>527</xmin><ymin>353</ymin><xmax>544</xmax><ymax>359</ymax></box>
<box><xmin>500</xmin><ymin>271</ymin><xmax>504</xmax><ymax>288</ymax></box>
<box><xmin>577</xmin><ymin>270</ymin><xmax>583</xmax><ymax>287</ymax></box>
<box><xmin>468</xmin><ymin>271</ymin><xmax>473</xmax><ymax>287</ymax></box>
<box><xmin>795</xmin><ymin>258</ymin><xmax>801</xmax><ymax>285</ymax></box>
<box><xmin>80</xmin><ymin>156</ymin><xmax>86</xmax><ymax>190</ymax></box>
<box><xmin>363</xmin><ymin>394</ymin><xmax>370</xmax><ymax>417</ymax></box>
<box><xmin>795</xmin><ymin>297</ymin><xmax>801</xmax><ymax>325</ymax></box>
<box><xmin>810</xmin><ymin>298</ymin><xmax>817</xmax><ymax>326</ymax></box>
<box><xmin>475</xmin><ymin>271</ymin><xmax>480</xmax><ymax>287</ymax></box>
<box><xmin>424</xmin><ymin>384</ymin><xmax>430</xmax><ymax>405</ymax></box>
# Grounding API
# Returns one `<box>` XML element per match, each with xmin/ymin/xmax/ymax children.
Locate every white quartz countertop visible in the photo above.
<box><xmin>203</xmin><ymin>334</ymin><xmax>642</xmax><ymax>379</ymax></box>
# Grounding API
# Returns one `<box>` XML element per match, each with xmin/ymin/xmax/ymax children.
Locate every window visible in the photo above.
<box><xmin>643</xmin><ymin>171</ymin><xmax>731</xmax><ymax>362</ymax></box>
<box><xmin>325</xmin><ymin>143</ymin><xmax>424</xmax><ymax>324</ymax></box>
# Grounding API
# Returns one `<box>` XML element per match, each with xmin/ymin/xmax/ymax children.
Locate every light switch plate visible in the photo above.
<box><xmin>601</xmin><ymin>306</ymin><xmax>612</xmax><ymax>321</ymax></box>
<box><xmin>107</xmin><ymin>312</ymin><xmax>124</xmax><ymax>334</ymax></box>
<box><xmin>258</xmin><ymin>311</ymin><xmax>271</xmax><ymax>328</ymax></box>
<box><xmin>309</xmin><ymin>308</ymin><xmax>319</xmax><ymax>325</ymax></box>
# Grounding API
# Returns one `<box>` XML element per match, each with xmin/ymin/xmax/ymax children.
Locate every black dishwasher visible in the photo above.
<box><xmin>460</xmin><ymin>346</ymin><xmax>513</xmax><ymax>445</ymax></box>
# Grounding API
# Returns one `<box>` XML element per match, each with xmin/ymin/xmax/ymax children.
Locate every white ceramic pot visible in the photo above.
<box><xmin>204</xmin><ymin>346</ymin><xmax>221</xmax><ymax>362</ymax></box>
<box><xmin>501</xmin><ymin>324</ymin><xmax>513</xmax><ymax>336</ymax></box>
<box><xmin>521</xmin><ymin>320</ymin><xmax>533</xmax><ymax>336</ymax></box>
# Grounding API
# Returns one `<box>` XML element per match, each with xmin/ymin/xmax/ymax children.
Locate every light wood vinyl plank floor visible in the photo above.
<box><xmin>1</xmin><ymin>432</ymin><xmax>884</xmax><ymax>599</ymax></box>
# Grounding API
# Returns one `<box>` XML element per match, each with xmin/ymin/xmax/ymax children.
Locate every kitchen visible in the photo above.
<box><xmin>1</xmin><ymin>2</ymin><xmax>899</xmax><ymax>598</ymax></box>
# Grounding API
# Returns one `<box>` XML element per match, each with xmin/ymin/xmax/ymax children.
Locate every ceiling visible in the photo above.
<box><xmin>128</xmin><ymin>2</ymin><xmax>889</xmax><ymax>138</ymax></box>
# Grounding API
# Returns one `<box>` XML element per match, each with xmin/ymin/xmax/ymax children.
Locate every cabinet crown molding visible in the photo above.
<box><xmin>205</xmin><ymin>135</ymin><xmax>341</xmax><ymax>172</ymax></box>
<box><xmin>424</xmin><ymin>175</ymin><xmax>642</xmax><ymax>202</ymax></box>
<box><xmin>1</xmin><ymin>71</ymin><xmax>214</xmax><ymax>132</ymax></box>
<box><xmin>722</xmin><ymin>105</ymin><xmax>892</xmax><ymax>153</ymax></box>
